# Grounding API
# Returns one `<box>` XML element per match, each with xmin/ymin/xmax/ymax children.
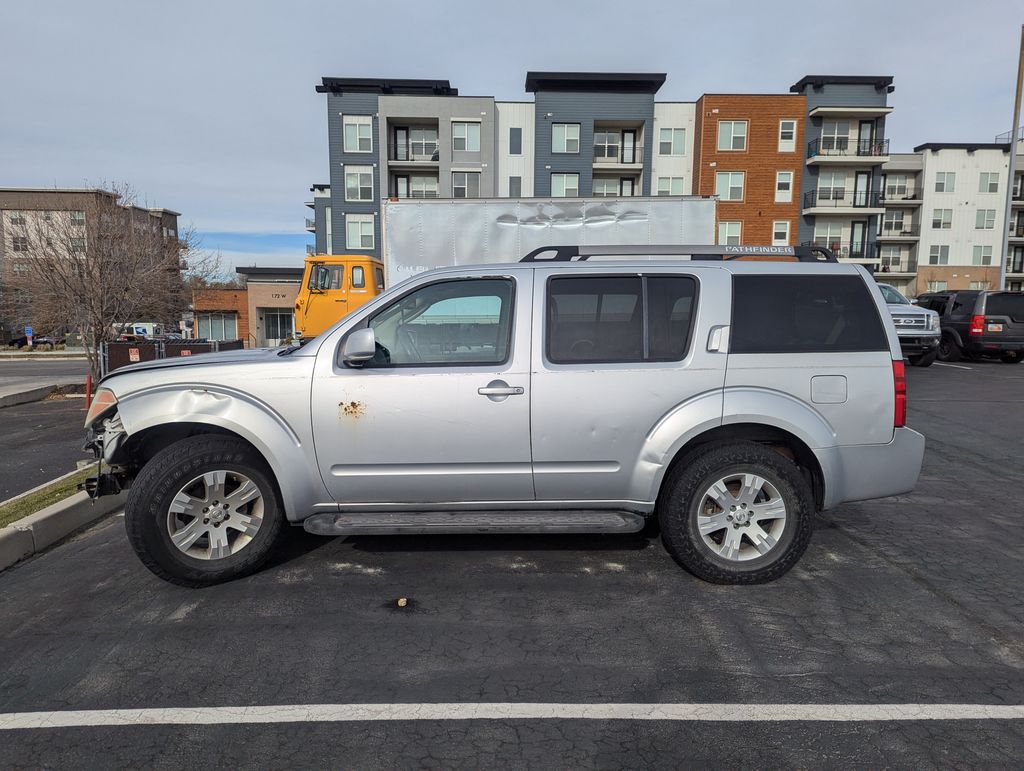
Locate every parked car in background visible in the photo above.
<box><xmin>876</xmin><ymin>283</ymin><xmax>940</xmax><ymax>367</ymax></box>
<box><xmin>917</xmin><ymin>290</ymin><xmax>1024</xmax><ymax>363</ymax></box>
<box><xmin>84</xmin><ymin>244</ymin><xmax>924</xmax><ymax>588</ymax></box>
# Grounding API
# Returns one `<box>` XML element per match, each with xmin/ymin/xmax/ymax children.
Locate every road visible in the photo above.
<box><xmin>0</xmin><ymin>358</ymin><xmax>89</xmax><ymax>381</ymax></box>
<box><xmin>0</xmin><ymin>360</ymin><xmax>1022</xmax><ymax>766</ymax></box>
<box><xmin>0</xmin><ymin>398</ymin><xmax>89</xmax><ymax>499</ymax></box>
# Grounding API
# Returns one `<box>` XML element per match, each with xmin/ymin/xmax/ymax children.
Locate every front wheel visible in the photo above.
<box><xmin>937</xmin><ymin>334</ymin><xmax>962</xmax><ymax>362</ymax></box>
<box><xmin>907</xmin><ymin>350</ymin><xmax>937</xmax><ymax>367</ymax></box>
<box><xmin>124</xmin><ymin>435</ymin><xmax>285</xmax><ymax>587</ymax></box>
<box><xmin>658</xmin><ymin>443</ymin><xmax>814</xmax><ymax>584</ymax></box>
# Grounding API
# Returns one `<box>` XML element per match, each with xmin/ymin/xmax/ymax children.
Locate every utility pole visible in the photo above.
<box><xmin>999</xmin><ymin>24</ymin><xmax>1024</xmax><ymax>291</ymax></box>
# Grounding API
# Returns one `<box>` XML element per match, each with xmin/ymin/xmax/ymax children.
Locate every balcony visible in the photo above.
<box><xmin>304</xmin><ymin>218</ymin><xmax>316</xmax><ymax>232</ymax></box>
<box><xmin>1010</xmin><ymin>222</ymin><xmax>1024</xmax><ymax>240</ymax></box>
<box><xmin>802</xmin><ymin>189</ymin><xmax>885</xmax><ymax>215</ymax></box>
<box><xmin>881</xmin><ymin>189</ymin><xmax>924</xmax><ymax>205</ymax></box>
<box><xmin>306</xmin><ymin>244</ymin><xmax>315</xmax><ymax>255</ymax></box>
<box><xmin>388</xmin><ymin>141</ymin><xmax>440</xmax><ymax>164</ymax></box>
<box><xmin>877</xmin><ymin>223</ymin><xmax>921</xmax><ymax>240</ymax></box>
<box><xmin>806</xmin><ymin>137</ymin><xmax>889</xmax><ymax>165</ymax></box>
<box><xmin>593</xmin><ymin>144</ymin><xmax>644</xmax><ymax>166</ymax></box>
<box><xmin>802</xmin><ymin>240</ymin><xmax>879</xmax><ymax>262</ymax></box>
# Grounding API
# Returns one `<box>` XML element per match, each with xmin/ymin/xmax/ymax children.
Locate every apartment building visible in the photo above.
<box><xmin>692</xmin><ymin>94</ymin><xmax>806</xmax><ymax>246</ymax></box>
<box><xmin>790</xmin><ymin>76</ymin><xmax>893</xmax><ymax>268</ymax></box>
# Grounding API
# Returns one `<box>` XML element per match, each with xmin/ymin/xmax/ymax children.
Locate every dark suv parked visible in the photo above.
<box><xmin>916</xmin><ymin>290</ymin><xmax>1024</xmax><ymax>363</ymax></box>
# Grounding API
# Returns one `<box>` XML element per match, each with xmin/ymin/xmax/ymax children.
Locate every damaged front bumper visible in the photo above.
<box><xmin>81</xmin><ymin>413</ymin><xmax>131</xmax><ymax>499</ymax></box>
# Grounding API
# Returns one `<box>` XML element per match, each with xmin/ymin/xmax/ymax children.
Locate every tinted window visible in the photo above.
<box><xmin>509</xmin><ymin>127</ymin><xmax>522</xmax><ymax>155</ymax></box>
<box><xmin>985</xmin><ymin>293</ymin><xmax>1024</xmax><ymax>321</ymax></box>
<box><xmin>374</xmin><ymin>267</ymin><xmax>385</xmax><ymax>290</ymax></box>
<box><xmin>366</xmin><ymin>279</ymin><xmax>513</xmax><ymax>367</ymax></box>
<box><xmin>731</xmin><ymin>275</ymin><xmax>888</xmax><ymax>354</ymax></box>
<box><xmin>950</xmin><ymin>292</ymin><xmax>978</xmax><ymax>317</ymax></box>
<box><xmin>547</xmin><ymin>275</ymin><xmax>696</xmax><ymax>363</ymax></box>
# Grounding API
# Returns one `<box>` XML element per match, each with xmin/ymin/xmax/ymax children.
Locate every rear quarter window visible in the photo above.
<box><xmin>985</xmin><ymin>293</ymin><xmax>1024</xmax><ymax>321</ymax></box>
<box><xmin>731</xmin><ymin>274</ymin><xmax>888</xmax><ymax>354</ymax></box>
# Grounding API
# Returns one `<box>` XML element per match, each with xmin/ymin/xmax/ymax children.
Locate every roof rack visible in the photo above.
<box><xmin>520</xmin><ymin>244</ymin><xmax>838</xmax><ymax>263</ymax></box>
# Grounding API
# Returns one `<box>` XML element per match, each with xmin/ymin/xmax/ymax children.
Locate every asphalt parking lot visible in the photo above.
<box><xmin>1</xmin><ymin>359</ymin><xmax>1022</xmax><ymax>767</ymax></box>
<box><xmin>0</xmin><ymin>398</ymin><xmax>88</xmax><ymax>499</ymax></box>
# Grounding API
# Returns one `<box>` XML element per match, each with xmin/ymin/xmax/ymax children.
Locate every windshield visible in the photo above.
<box><xmin>879</xmin><ymin>284</ymin><xmax>909</xmax><ymax>305</ymax></box>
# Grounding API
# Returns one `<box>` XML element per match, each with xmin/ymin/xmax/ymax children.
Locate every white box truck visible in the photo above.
<box><xmin>381</xmin><ymin>196</ymin><xmax>717</xmax><ymax>284</ymax></box>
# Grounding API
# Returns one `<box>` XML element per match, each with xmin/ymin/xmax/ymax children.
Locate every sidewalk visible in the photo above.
<box><xmin>0</xmin><ymin>378</ymin><xmax>83</xmax><ymax>408</ymax></box>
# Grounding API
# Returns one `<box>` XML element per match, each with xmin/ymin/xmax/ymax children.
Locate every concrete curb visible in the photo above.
<box><xmin>0</xmin><ymin>384</ymin><xmax>57</xmax><ymax>408</ymax></box>
<box><xmin>0</xmin><ymin>491</ymin><xmax>127</xmax><ymax>573</ymax></box>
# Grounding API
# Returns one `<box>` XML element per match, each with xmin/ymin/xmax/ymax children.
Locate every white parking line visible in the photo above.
<box><xmin>934</xmin><ymin>362</ymin><xmax>973</xmax><ymax>370</ymax></box>
<box><xmin>2</xmin><ymin>703</ymin><xmax>1023</xmax><ymax>729</ymax></box>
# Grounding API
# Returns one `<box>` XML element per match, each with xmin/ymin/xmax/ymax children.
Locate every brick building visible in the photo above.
<box><xmin>190</xmin><ymin>266</ymin><xmax>303</xmax><ymax>347</ymax></box>
<box><xmin>692</xmin><ymin>94</ymin><xmax>806</xmax><ymax>246</ymax></box>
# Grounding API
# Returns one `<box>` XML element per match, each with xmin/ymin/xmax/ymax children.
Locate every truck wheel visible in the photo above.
<box><xmin>937</xmin><ymin>334</ymin><xmax>962</xmax><ymax>362</ymax></box>
<box><xmin>125</xmin><ymin>435</ymin><xmax>284</xmax><ymax>587</ymax></box>
<box><xmin>908</xmin><ymin>350</ymin><xmax>936</xmax><ymax>367</ymax></box>
<box><xmin>658</xmin><ymin>443</ymin><xmax>813</xmax><ymax>584</ymax></box>
<box><xmin>1002</xmin><ymin>352</ymin><xmax>1022</xmax><ymax>364</ymax></box>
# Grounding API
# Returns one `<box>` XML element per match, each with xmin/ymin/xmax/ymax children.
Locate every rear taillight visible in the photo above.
<box><xmin>969</xmin><ymin>314</ymin><xmax>985</xmax><ymax>336</ymax></box>
<box><xmin>892</xmin><ymin>360</ymin><xmax>906</xmax><ymax>429</ymax></box>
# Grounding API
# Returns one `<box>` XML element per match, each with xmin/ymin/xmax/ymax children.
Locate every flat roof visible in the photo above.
<box><xmin>914</xmin><ymin>142</ymin><xmax>1010</xmax><ymax>152</ymax></box>
<box><xmin>789</xmin><ymin>75</ymin><xmax>894</xmax><ymax>92</ymax></box>
<box><xmin>316</xmin><ymin>77</ymin><xmax>457</xmax><ymax>96</ymax></box>
<box><xmin>236</xmin><ymin>266</ymin><xmax>304</xmax><ymax>277</ymax></box>
<box><xmin>525</xmin><ymin>71</ymin><xmax>666</xmax><ymax>94</ymax></box>
<box><xmin>309</xmin><ymin>183</ymin><xmax>330</xmax><ymax>191</ymax></box>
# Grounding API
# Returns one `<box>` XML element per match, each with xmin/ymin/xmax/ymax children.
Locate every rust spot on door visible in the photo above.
<box><xmin>340</xmin><ymin>400</ymin><xmax>364</xmax><ymax>418</ymax></box>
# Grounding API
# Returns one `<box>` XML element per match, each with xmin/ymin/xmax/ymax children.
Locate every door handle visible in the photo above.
<box><xmin>478</xmin><ymin>386</ymin><xmax>524</xmax><ymax>396</ymax></box>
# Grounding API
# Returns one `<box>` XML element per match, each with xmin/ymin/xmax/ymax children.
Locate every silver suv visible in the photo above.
<box><xmin>83</xmin><ymin>245</ymin><xmax>925</xmax><ymax>587</ymax></box>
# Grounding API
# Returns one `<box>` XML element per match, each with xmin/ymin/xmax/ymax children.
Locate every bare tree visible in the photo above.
<box><xmin>2</xmin><ymin>183</ymin><xmax>221</xmax><ymax>379</ymax></box>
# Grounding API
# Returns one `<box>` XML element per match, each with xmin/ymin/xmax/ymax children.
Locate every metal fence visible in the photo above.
<box><xmin>101</xmin><ymin>339</ymin><xmax>244</xmax><ymax>377</ymax></box>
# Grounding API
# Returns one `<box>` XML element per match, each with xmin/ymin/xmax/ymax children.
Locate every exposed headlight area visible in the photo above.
<box><xmin>84</xmin><ymin>388</ymin><xmax>118</xmax><ymax>428</ymax></box>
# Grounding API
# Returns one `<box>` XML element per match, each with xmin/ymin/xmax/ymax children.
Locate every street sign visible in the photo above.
<box><xmin>24</xmin><ymin>326</ymin><xmax>33</xmax><ymax>336</ymax></box>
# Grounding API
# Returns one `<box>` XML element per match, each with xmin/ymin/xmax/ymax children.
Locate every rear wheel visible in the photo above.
<box><xmin>125</xmin><ymin>435</ymin><xmax>285</xmax><ymax>587</ymax></box>
<box><xmin>658</xmin><ymin>443</ymin><xmax>813</xmax><ymax>584</ymax></box>
<box><xmin>1002</xmin><ymin>351</ymin><xmax>1022</xmax><ymax>364</ymax></box>
<box><xmin>907</xmin><ymin>350</ymin><xmax>936</xmax><ymax>367</ymax></box>
<box><xmin>937</xmin><ymin>334</ymin><xmax>962</xmax><ymax>362</ymax></box>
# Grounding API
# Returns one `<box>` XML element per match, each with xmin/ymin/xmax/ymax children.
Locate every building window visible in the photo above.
<box><xmin>70</xmin><ymin>211</ymin><xmax>86</xmax><ymax>226</ymax></box>
<box><xmin>818</xmin><ymin>170</ymin><xmax>847</xmax><ymax>201</ymax></box>
<box><xmin>659</xmin><ymin>128</ymin><xmax>685</xmax><ymax>155</ymax></box>
<box><xmin>552</xmin><ymin>123</ymin><xmax>580</xmax><ymax>154</ymax></box>
<box><xmin>342</xmin><ymin>115</ymin><xmax>373</xmax><ymax>153</ymax></box>
<box><xmin>778</xmin><ymin>120</ymin><xmax>797</xmax><ymax>152</ymax></box>
<box><xmin>715</xmin><ymin>172</ymin><xmax>744</xmax><ymax>202</ymax></box>
<box><xmin>71</xmin><ymin>237</ymin><xmax>86</xmax><ymax>252</ymax></box>
<box><xmin>593</xmin><ymin>131</ymin><xmax>621</xmax><ymax>161</ymax></box>
<box><xmin>410</xmin><ymin>174</ymin><xmax>439</xmax><ymax>198</ymax></box>
<box><xmin>979</xmin><ymin>172</ymin><xmax>999</xmax><ymax>193</ymax></box>
<box><xmin>12</xmin><ymin>236</ymin><xmax>29</xmax><ymax>252</ymax></box>
<box><xmin>927</xmin><ymin>280</ymin><xmax>948</xmax><ymax>292</ymax></box>
<box><xmin>9</xmin><ymin>211</ymin><xmax>26</xmax><ymax>225</ymax></box>
<box><xmin>882</xmin><ymin>210</ymin><xmax>905</xmax><ymax>232</ymax></box>
<box><xmin>550</xmin><ymin>173</ymin><xmax>579</xmax><ymax>197</ymax></box>
<box><xmin>11</xmin><ymin>260</ymin><xmax>29</xmax><ymax>276</ymax></box>
<box><xmin>932</xmin><ymin>209</ymin><xmax>952</xmax><ymax>229</ymax></box>
<box><xmin>592</xmin><ymin>178</ymin><xmax>620</xmax><ymax>197</ymax></box>
<box><xmin>814</xmin><ymin>222</ymin><xmax>843</xmax><ymax>249</ymax></box>
<box><xmin>453</xmin><ymin>171</ymin><xmax>480</xmax><ymax>198</ymax></box>
<box><xmin>452</xmin><ymin>122</ymin><xmax>481</xmax><ymax>152</ymax></box>
<box><xmin>772</xmin><ymin>221</ymin><xmax>790</xmax><ymax>246</ymax></box>
<box><xmin>196</xmin><ymin>313</ymin><xmax>238</xmax><ymax>341</ymax></box>
<box><xmin>509</xmin><ymin>127</ymin><xmax>522</xmax><ymax>155</ymax></box>
<box><xmin>881</xmin><ymin>245</ymin><xmax>903</xmax><ymax>268</ymax></box>
<box><xmin>410</xmin><ymin>128</ymin><xmax>439</xmax><ymax>159</ymax></box>
<box><xmin>820</xmin><ymin>121</ymin><xmax>850</xmax><ymax>151</ymax></box>
<box><xmin>928</xmin><ymin>245</ymin><xmax>950</xmax><ymax>265</ymax></box>
<box><xmin>508</xmin><ymin>176</ymin><xmax>522</xmax><ymax>197</ymax></box>
<box><xmin>885</xmin><ymin>174</ymin><xmax>909</xmax><ymax>197</ymax></box>
<box><xmin>263</xmin><ymin>309</ymin><xmax>294</xmax><ymax>342</ymax></box>
<box><xmin>345</xmin><ymin>215</ymin><xmax>374</xmax><ymax>250</ymax></box>
<box><xmin>935</xmin><ymin>172</ymin><xmax>956</xmax><ymax>192</ymax></box>
<box><xmin>975</xmin><ymin>209</ymin><xmax>996</xmax><ymax>229</ymax></box>
<box><xmin>717</xmin><ymin>120</ymin><xmax>747</xmax><ymax>151</ymax></box>
<box><xmin>718</xmin><ymin>221</ymin><xmax>741</xmax><ymax>245</ymax></box>
<box><xmin>972</xmin><ymin>245</ymin><xmax>993</xmax><ymax>265</ymax></box>
<box><xmin>344</xmin><ymin>166</ymin><xmax>374</xmax><ymax>201</ymax></box>
<box><xmin>657</xmin><ymin>177</ymin><xmax>684</xmax><ymax>196</ymax></box>
<box><xmin>775</xmin><ymin>171</ymin><xmax>793</xmax><ymax>203</ymax></box>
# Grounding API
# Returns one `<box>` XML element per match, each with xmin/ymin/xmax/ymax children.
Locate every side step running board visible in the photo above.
<box><xmin>302</xmin><ymin>510</ymin><xmax>646</xmax><ymax>536</ymax></box>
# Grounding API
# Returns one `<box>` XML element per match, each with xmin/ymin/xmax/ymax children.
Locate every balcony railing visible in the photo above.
<box><xmin>807</xmin><ymin>137</ymin><xmax>890</xmax><ymax>159</ymax></box>
<box><xmin>877</xmin><ymin>261</ymin><xmax>918</xmax><ymax>275</ymax></box>
<box><xmin>881</xmin><ymin>189</ymin><xmax>923</xmax><ymax>202</ymax></box>
<box><xmin>306</xmin><ymin>244</ymin><xmax>315</xmax><ymax>255</ymax></box>
<box><xmin>304</xmin><ymin>218</ymin><xmax>316</xmax><ymax>230</ymax></box>
<box><xmin>803</xmin><ymin>189</ymin><xmax>882</xmax><ymax>209</ymax></box>
<box><xmin>391</xmin><ymin>191</ymin><xmax>440</xmax><ymax>199</ymax></box>
<box><xmin>1011</xmin><ymin>222</ymin><xmax>1024</xmax><ymax>238</ymax></box>
<box><xmin>389</xmin><ymin>141</ymin><xmax>440</xmax><ymax>162</ymax></box>
<box><xmin>593</xmin><ymin>144</ymin><xmax>644</xmax><ymax>165</ymax></box>
<box><xmin>878</xmin><ymin>223</ymin><xmax>921</xmax><ymax>237</ymax></box>
<box><xmin>801</xmin><ymin>240</ymin><xmax>878</xmax><ymax>261</ymax></box>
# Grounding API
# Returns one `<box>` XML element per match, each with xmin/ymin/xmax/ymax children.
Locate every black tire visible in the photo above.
<box><xmin>1001</xmin><ymin>352</ymin><xmax>1022</xmax><ymax>364</ymax></box>
<box><xmin>937</xmin><ymin>334</ymin><xmax>962</xmax><ymax>362</ymax></box>
<box><xmin>907</xmin><ymin>350</ymin><xmax>937</xmax><ymax>367</ymax></box>
<box><xmin>658</xmin><ymin>443</ymin><xmax>814</xmax><ymax>584</ymax></box>
<box><xmin>124</xmin><ymin>435</ymin><xmax>285</xmax><ymax>587</ymax></box>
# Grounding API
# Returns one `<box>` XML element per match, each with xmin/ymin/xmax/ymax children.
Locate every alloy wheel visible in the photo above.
<box><xmin>696</xmin><ymin>473</ymin><xmax>788</xmax><ymax>562</ymax></box>
<box><xmin>166</xmin><ymin>470</ymin><xmax>264</xmax><ymax>560</ymax></box>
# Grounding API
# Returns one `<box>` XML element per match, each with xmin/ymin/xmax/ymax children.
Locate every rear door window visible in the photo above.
<box><xmin>731</xmin><ymin>274</ymin><xmax>888</xmax><ymax>354</ymax></box>
<box><xmin>546</xmin><ymin>275</ymin><xmax>697</xmax><ymax>363</ymax></box>
<box><xmin>985</xmin><ymin>293</ymin><xmax>1024</xmax><ymax>321</ymax></box>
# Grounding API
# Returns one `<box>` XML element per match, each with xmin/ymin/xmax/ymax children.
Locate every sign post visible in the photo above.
<box><xmin>24</xmin><ymin>325</ymin><xmax>33</xmax><ymax>347</ymax></box>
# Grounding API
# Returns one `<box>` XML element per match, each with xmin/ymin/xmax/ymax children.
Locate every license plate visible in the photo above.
<box><xmin>987</xmin><ymin>323</ymin><xmax>1004</xmax><ymax>332</ymax></box>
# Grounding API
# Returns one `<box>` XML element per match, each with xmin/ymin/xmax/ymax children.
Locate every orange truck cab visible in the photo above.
<box><xmin>295</xmin><ymin>254</ymin><xmax>385</xmax><ymax>339</ymax></box>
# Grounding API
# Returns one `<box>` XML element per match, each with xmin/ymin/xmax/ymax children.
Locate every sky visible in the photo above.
<box><xmin>1</xmin><ymin>0</ymin><xmax>1022</xmax><ymax>273</ymax></box>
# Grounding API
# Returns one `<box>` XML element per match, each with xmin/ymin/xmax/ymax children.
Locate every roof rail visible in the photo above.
<box><xmin>520</xmin><ymin>244</ymin><xmax>838</xmax><ymax>263</ymax></box>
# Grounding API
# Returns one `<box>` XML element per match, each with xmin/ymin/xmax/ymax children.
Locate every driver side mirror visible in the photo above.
<box><xmin>341</xmin><ymin>327</ymin><xmax>376</xmax><ymax>365</ymax></box>
<box><xmin>909</xmin><ymin>298</ymin><xmax>919</xmax><ymax>305</ymax></box>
